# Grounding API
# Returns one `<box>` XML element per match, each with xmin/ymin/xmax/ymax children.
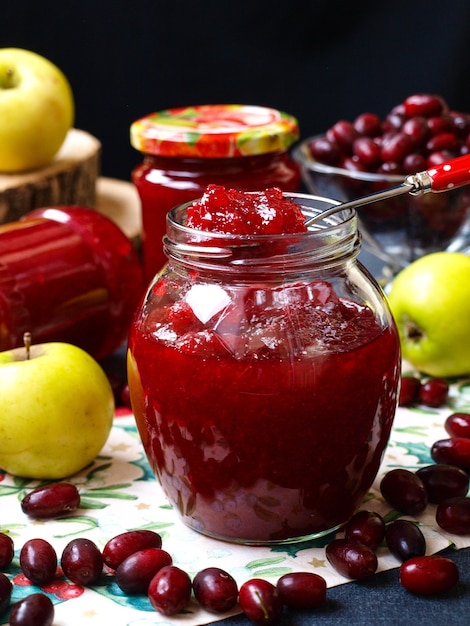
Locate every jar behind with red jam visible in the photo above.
<box><xmin>127</xmin><ymin>193</ymin><xmax>401</xmax><ymax>545</ymax></box>
<box><xmin>130</xmin><ymin>104</ymin><xmax>301</xmax><ymax>281</ymax></box>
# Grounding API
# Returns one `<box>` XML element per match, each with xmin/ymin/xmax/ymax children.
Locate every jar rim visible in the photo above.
<box><xmin>163</xmin><ymin>192</ymin><xmax>360</xmax><ymax>271</ymax></box>
<box><xmin>130</xmin><ymin>104</ymin><xmax>299</xmax><ymax>158</ymax></box>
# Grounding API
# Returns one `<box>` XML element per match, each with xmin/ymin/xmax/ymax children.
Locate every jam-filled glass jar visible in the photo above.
<box><xmin>130</xmin><ymin>104</ymin><xmax>301</xmax><ymax>281</ymax></box>
<box><xmin>127</xmin><ymin>192</ymin><xmax>401</xmax><ymax>545</ymax></box>
<box><xmin>0</xmin><ymin>207</ymin><xmax>143</xmax><ymax>360</ymax></box>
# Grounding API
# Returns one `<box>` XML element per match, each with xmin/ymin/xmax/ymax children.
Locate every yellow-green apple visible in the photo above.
<box><xmin>0</xmin><ymin>340</ymin><xmax>114</xmax><ymax>479</ymax></box>
<box><xmin>387</xmin><ymin>251</ymin><xmax>470</xmax><ymax>377</ymax></box>
<box><xmin>0</xmin><ymin>48</ymin><xmax>74</xmax><ymax>172</ymax></box>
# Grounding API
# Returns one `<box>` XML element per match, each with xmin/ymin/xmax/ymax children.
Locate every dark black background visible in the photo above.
<box><xmin>3</xmin><ymin>1</ymin><xmax>470</xmax><ymax>181</ymax></box>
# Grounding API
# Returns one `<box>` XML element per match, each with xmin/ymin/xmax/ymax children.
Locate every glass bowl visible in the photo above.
<box><xmin>293</xmin><ymin>137</ymin><xmax>470</xmax><ymax>279</ymax></box>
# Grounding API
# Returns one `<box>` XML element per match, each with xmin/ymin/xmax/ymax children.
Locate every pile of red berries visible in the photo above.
<box><xmin>399</xmin><ymin>375</ymin><xmax>449</xmax><ymax>408</ymax></box>
<box><xmin>308</xmin><ymin>94</ymin><xmax>470</xmax><ymax>176</ymax></box>
<box><xmin>0</xmin><ymin>482</ymin><xmax>329</xmax><ymax>625</ymax></box>
<box><xmin>325</xmin><ymin>408</ymin><xmax>470</xmax><ymax>595</ymax></box>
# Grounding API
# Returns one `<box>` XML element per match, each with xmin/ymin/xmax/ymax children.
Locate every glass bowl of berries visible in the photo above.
<box><xmin>293</xmin><ymin>94</ymin><xmax>470</xmax><ymax>279</ymax></box>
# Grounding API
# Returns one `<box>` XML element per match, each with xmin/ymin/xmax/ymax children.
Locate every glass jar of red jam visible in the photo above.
<box><xmin>127</xmin><ymin>190</ymin><xmax>401</xmax><ymax>545</ymax></box>
<box><xmin>0</xmin><ymin>206</ymin><xmax>143</xmax><ymax>360</ymax></box>
<box><xmin>130</xmin><ymin>104</ymin><xmax>301</xmax><ymax>282</ymax></box>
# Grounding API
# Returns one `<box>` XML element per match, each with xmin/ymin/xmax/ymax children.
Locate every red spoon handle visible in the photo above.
<box><xmin>427</xmin><ymin>153</ymin><xmax>470</xmax><ymax>192</ymax></box>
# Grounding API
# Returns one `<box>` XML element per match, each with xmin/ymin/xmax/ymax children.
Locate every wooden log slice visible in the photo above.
<box><xmin>0</xmin><ymin>128</ymin><xmax>101</xmax><ymax>224</ymax></box>
<box><xmin>95</xmin><ymin>177</ymin><xmax>142</xmax><ymax>247</ymax></box>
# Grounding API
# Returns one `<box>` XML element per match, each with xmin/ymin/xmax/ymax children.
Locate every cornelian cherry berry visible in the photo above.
<box><xmin>399</xmin><ymin>555</ymin><xmax>458</xmax><ymax>595</ymax></box>
<box><xmin>0</xmin><ymin>533</ymin><xmax>14</xmax><ymax>569</ymax></box>
<box><xmin>115</xmin><ymin>548</ymin><xmax>173</xmax><ymax>595</ymax></box>
<box><xmin>398</xmin><ymin>376</ymin><xmax>421</xmax><ymax>407</ymax></box>
<box><xmin>238</xmin><ymin>578</ymin><xmax>283</xmax><ymax>625</ymax></box>
<box><xmin>20</xmin><ymin>538</ymin><xmax>58</xmax><ymax>586</ymax></box>
<box><xmin>0</xmin><ymin>572</ymin><xmax>12</xmax><ymax>615</ymax></box>
<box><xmin>103</xmin><ymin>530</ymin><xmax>162</xmax><ymax>570</ymax></box>
<box><xmin>276</xmin><ymin>572</ymin><xmax>327</xmax><ymax>609</ymax></box>
<box><xmin>21</xmin><ymin>482</ymin><xmax>80</xmax><ymax>519</ymax></box>
<box><xmin>148</xmin><ymin>565</ymin><xmax>192</xmax><ymax>616</ymax></box>
<box><xmin>61</xmin><ymin>538</ymin><xmax>103</xmax><ymax>586</ymax></box>
<box><xmin>403</xmin><ymin>94</ymin><xmax>446</xmax><ymax>118</ymax></box>
<box><xmin>431</xmin><ymin>437</ymin><xmax>470</xmax><ymax>471</ymax></box>
<box><xmin>9</xmin><ymin>593</ymin><xmax>54</xmax><ymax>626</ymax></box>
<box><xmin>436</xmin><ymin>497</ymin><xmax>470</xmax><ymax>534</ymax></box>
<box><xmin>380</xmin><ymin>468</ymin><xmax>428</xmax><ymax>515</ymax></box>
<box><xmin>192</xmin><ymin>567</ymin><xmax>238</xmax><ymax>614</ymax></box>
<box><xmin>326</xmin><ymin>538</ymin><xmax>377</xmax><ymax>580</ymax></box>
<box><xmin>419</xmin><ymin>378</ymin><xmax>449</xmax><ymax>408</ymax></box>
<box><xmin>385</xmin><ymin>520</ymin><xmax>426</xmax><ymax>562</ymax></box>
<box><xmin>309</xmin><ymin>93</ymin><xmax>468</xmax><ymax>176</ymax></box>
<box><xmin>416</xmin><ymin>463</ymin><xmax>469</xmax><ymax>503</ymax></box>
<box><xmin>343</xmin><ymin>510</ymin><xmax>385</xmax><ymax>549</ymax></box>
<box><xmin>445</xmin><ymin>412</ymin><xmax>470</xmax><ymax>439</ymax></box>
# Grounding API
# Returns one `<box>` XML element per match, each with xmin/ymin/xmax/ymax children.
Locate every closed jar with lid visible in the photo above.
<box><xmin>127</xmin><ymin>192</ymin><xmax>401</xmax><ymax>545</ymax></box>
<box><xmin>130</xmin><ymin>104</ymin><xmax>301</xmax><ymax>281</ymax></box>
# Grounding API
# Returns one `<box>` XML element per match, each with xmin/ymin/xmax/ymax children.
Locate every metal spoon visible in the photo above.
<box><xmin>304</xmin><ymin>152</ymin><xmax>470</xmax><ymax>227</ymax></box>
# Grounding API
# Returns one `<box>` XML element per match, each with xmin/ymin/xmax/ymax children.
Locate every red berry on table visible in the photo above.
<box><xmin>148</xmin><ymin>566</ymin><xmax>192</xmax><ymax>616</ymax></box>
<box><xmin>192</xmin><ymin>567</ymin><xmax>238</xmax><ymax>613</ymax></box>
<box><xmin>103</xmin><ymin>529</ymin><xmax>162</xmax><ymax>570</ymax></box>
<box><xmin>61</xmin><ymin>538</ymin><xmax>103</xmax><ymax>586</ymax></box>
<box><xmin>416</xmin><ymin>463</ymin><xmax>469</xmax><ymax>503</ymax></box>
<box><xmin>326</xmin><ymin>538</ymin><xmax>378</xmax><ymax>580</ymax></box>
<box><xmin>431</xmin><ymin>437</ymin><xmax>470</xmax><ymax>471</ymax></box>
<box><xmin>21</xmin><ymin>482</ymin><xmax>80</xmax><ymax>519</ymax></box>
<box><xmin>0</xmin><ymin>533</ymin><xmax>14</xmax><ymax>569</ymax></box>
<box><xmin>9</xmin><ymin>593</ymin><xmax>54</xmax><ymax>626</ymax></box>
<box><xmin>115</xmin><ymin>548</ymin><xmax>173</xmax><ymax>595</ymax></box>
<box><xmin>20</xmin><ymin>538</ymin><xmax>58</xmax><ymax>586</ymax></box>
<box><xmin>399</xmin><ymin>555</ymin><xmax>458</xmax><ymax>595</ymax></box>
<box><xmin>385</xmin><ymin>519</ymin><xmax>426</xmax><ymax>562</ymax></box>
<box><xmin>418</xmin><ymin>378</ymin><xmax>449</xmax><ymax>407</ymax></box>
<box><xmin>239</xmin><ymin>578</ymin><xmax>283</xmax><ymax>624</ymax></box>
<box><xmin>445</xmin><ymin>412</ymin><xmax>470</xmax><ymax>438</ymax></box>
<box><xmin>436</xmin><ymin>496</ymin><xmax>470</xmax><ymax>534</ymax></box>
<box><xmin>343</xmin><ymin>510</ymin><xmax>385</xmax><ymax>550</ymax></box>
<box><xmin>398</xmin><ymin>376</ymin><xmax>421</xmax><ymax>406</ymax></box>
<box><xmin>0</xmin><ymin>572</ymin><xmax>12</xmax><ymax>615</ymax></box>
<box><xmin>379</xmin><ymin>468</ymin><xmax>428</xmax><ymax>515</ymax></box>
<box><xmin>276</xmin><ymin>572</ymin><xmax>327</xmax><ymax>609</ymax></box>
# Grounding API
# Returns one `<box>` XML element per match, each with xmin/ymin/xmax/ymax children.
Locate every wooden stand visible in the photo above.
<box><xmin>0</xmin><ymin>129</ymin><xmax>101</xmax><ymax>224</ymax></box>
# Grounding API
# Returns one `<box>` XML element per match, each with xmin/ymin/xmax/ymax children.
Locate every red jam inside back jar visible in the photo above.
<box><xmin>127</xmin><ymin>188</ymin><xmax>401</xmax><ymax>545</ymax></box>
<box><xmin>130</xmin><ymin>104</ymin><xmax>301</xmax><ymax>281</ymax></box>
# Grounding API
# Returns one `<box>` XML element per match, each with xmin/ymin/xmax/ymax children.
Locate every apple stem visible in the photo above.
<box><xmin>23</xmin><ymin>332</ymin><xmax>32</xmax><ymax>360</ymax></box>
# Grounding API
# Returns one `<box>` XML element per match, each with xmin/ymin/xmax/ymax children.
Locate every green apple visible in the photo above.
<box><xmin>0</xmin><ymin>48</ymin><xmax>74</xmax><ymax>172</ymax></box>
<box><xmin>0</xmin><ymin>340</ymin><xmax>114</xmax><ymax>479</ymax></box>
<box><xmin>387</xmin><ymin>251</ymin><xmax>470</xmax><ymax>377</ymax></box>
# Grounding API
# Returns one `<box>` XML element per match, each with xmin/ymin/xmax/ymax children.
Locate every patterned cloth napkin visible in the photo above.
<box><xmin>1</xmin><ymin>375</ymin><xmax>469</xmax><ymax>625</ymax></box>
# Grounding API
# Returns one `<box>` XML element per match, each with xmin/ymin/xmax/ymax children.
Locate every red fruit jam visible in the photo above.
<box><xmin>186</xmin><ymin>185</ymin><xmax>307</xmax><ymax>235</ymax></box>
<box><xmin>128</xmin><ymin>190</ymin><xmax>400</xmax><ymax>544</ymax></box>
<box><xmin>130</xmin><ymin>105</ymin><xmax>301</xmax><ymax>281</ymax></box>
